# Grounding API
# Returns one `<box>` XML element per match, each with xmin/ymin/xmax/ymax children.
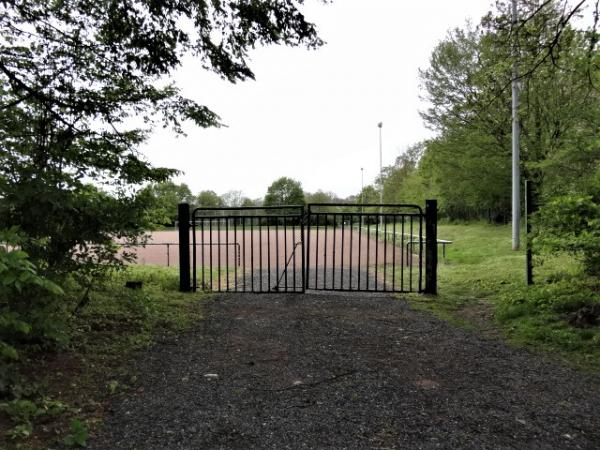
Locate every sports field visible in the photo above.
<box><xmin>126</xmin><ymin>226</ymin><xmax>422</xmax><ymax>292</ymax></box>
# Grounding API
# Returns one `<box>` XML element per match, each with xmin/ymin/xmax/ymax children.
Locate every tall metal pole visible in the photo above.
<box><xmin>511</xmin><ymin>0</ymin><xmax>521</xmax><ymax>250</ymax></box>
<box><xmin>378</xmin><ymin>122</ymin><xmax>383</xmax><ymax>226</ymax></box>
<box><xmin>360</xmin><ymin>167</ymin><xmax>364</xmax><ymax>211</ymax></box>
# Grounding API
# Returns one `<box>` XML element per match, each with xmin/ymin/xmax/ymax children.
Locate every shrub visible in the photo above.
<box><xmin>0</xmin><ymin>228</ymin><xmax>64</xmax><ymax>398</ymax></box>
<box><xmin>533</xmin><ymin>195</ymin><xmax>600</xmax><ymax>275</ymax></box>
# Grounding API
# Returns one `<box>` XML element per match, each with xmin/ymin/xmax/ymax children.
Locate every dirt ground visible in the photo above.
<box><xmin>88</xmin><ymin>293</ymin><xmax>600</xmax><ymax>450</ymax></box>
<box><xmin>127</xmin><ymin>228</ymin><xmax>420</xmax><ymax>292</ymax></box>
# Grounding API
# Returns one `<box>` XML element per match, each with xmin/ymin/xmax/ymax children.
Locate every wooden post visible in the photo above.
<box><xmin>178</xmin><ymin>203</ymin><xmax>191</xmax><ymax>292</ymax></box>
<box><xmin>425</xmin><ymin>199</ymin><xmax>438</xmax><ymax>295</ymax></box>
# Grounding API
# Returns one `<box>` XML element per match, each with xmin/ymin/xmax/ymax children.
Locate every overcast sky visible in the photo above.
<box><xmin>140</xmin><ymin>0</ymin><xmax>494</xmax><ymax>200</ymax></box>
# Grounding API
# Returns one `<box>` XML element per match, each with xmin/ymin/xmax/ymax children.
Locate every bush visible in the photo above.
<box><xmin>498</xmin><ymin>278</ymin><xmax>597</xmax><ymax>317</ymax></box>
<box><xmin>533</xmin><ymin>195</ymin><xmax>600</xmax><ymax>275</ymax></box>
<box><xmin>0</xmin><ymin>228</ymin><xmax>64</xmax><ymax>398</ymax></box>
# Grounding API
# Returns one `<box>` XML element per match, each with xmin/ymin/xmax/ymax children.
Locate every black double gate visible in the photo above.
<box><xmin>178</xmin><ymin>201</ymin><xmax>437</xmax><ymax>295</ymax></box>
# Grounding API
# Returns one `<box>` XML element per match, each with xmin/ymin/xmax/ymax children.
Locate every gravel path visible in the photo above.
<box><xmin>89</xmin><ymin>293</ymin><xmax>600</xmax><ymax>449</ymax></box>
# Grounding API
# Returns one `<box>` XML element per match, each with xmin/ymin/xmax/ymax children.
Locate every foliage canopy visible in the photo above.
<box><xmin>264</xmin><ymin>177</ymin><xmax>305</xmax><ymax>206</ymax></box>
<box><xmin>0</xmin><ymin>0</ymin><xmax>322</xmax><ymax>273</ymax></box>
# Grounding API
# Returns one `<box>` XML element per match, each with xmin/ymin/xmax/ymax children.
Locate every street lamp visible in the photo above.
<box><xmin>378</xmin><ymin>122</ymin><xmax>383</xmax><ymax>226</ymax></box>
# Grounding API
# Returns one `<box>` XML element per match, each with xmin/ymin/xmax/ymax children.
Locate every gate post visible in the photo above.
<box><xmin>178</xmin><ymin>203</ymin><xmax>191</xmax><ymax>292</ymax></box>
<box><xmin>425</xmin><ymin>199</ymin><xmax>438</xmax><ymax>295</ymax></box>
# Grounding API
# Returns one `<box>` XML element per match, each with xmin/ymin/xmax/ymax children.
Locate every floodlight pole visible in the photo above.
<box><xmin>511</xmin><ymin>0</ymin><xmax>521</xmax><ymax>250</ymax></box>
<box><xmin>378</xmin><ymin>122</ymin><xmax>383</xmax><ymax>227</ymax></box>
<box><xmin>361</xmin><ymin>167</ymin><xmax>364</xmax><ymax>211</ymax></box>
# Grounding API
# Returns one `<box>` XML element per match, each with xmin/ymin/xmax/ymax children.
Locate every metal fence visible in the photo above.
<box><xmin>177</xmin><ymin>201</ymin><xmax>438</xmax><ymax>295</ymax></box>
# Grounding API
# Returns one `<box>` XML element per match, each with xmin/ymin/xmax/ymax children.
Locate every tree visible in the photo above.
<box><xmin>382</xmin><ymin>143</ymin><xmax>429</xmax><ymax>206</ymax></box>
<box><xmin>0</xmin><ymin>0</ymin><xmax>322</xmax><ymax>274</ymax></box>
<box><xmin>140</xmin><ymin>182</ymin><xmax>195</xmax><ymax>226</ymax></box>
<box><xmin>196</xmin><ymin>191</ymin><xmax>223</xmax><ymax>208</ymax></box>
<box><xmin>485</xmin><ymin>0</ymin><xmax>599</xmax><ymax>86</ymax></box>
<box><xmin>264</xmin><ymin>177</ymin><xmax>305</xmax><ymax>206</ymax></box>
<box><xmin>305</xmin><ymin>190</ymin><xmax>337</xmax><ymax>204</ymax></box>
<box><xmin>221</xmin><ymin>190</ymin><xmax>244</xmax><ymax>207</ymax></box>
<box><xmin>418</xmin><ymin>3</ymin><xmax>600</xmax><ymax>220</ymax></box>
<box><xmin>242</xmin><ymin>197</ymin><xmax>262</xmax><ymax>207</ymax></box>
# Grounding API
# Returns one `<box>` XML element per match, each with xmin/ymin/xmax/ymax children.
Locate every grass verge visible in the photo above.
<box><xmin>405</xmin><ymin>222</ymin><xmax>600</xmax><ymax>371</ymax></box>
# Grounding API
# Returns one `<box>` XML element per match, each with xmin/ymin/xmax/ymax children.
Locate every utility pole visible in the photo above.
<box><xmin>511</xmin><ymin>0</ymin><xmax>521</xmax><ymax>250</ymax></box>
<box><xmin>378</xmin><ymin>122</ymin><xmax>383</xmax><ymax>227</ymax></box>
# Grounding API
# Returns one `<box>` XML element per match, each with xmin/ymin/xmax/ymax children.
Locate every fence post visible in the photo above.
<box><xmin>178</xmin><ymin>203</ymin><xmax>191</xmax><ymax>292</ymax></box>
<box><xmin>425</xmin><ymin>199</ymin><xmax>438</xmax><ymax>295</ymax></box>
<box><xmin>525</xmin><ymin>180</ymin><xmax>534</xmax><ymax>285</ymax></box>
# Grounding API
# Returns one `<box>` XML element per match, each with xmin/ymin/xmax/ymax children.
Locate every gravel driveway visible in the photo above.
<box><xmin>88</xmin><ymin>293</ymin><xmax>600</xmax><ymax>449</ymax></box>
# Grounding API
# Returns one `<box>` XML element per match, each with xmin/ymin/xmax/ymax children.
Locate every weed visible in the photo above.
<box><xmin>63</xmin><ymin>419</ymin><xmax>88</xmax><ymax>447</ymax></box>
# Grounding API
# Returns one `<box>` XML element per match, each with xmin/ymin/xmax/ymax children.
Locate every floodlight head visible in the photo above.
<box><xmin>377</xmin><ymin>122</ymin><xmax>382</xmax><ymax>128</ymax></box>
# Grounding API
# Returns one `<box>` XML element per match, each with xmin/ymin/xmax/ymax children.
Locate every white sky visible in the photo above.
<box><xmin>140</xmin><ymin>0</ymin><xmax>494</xmax><ymax>199</ymax></box>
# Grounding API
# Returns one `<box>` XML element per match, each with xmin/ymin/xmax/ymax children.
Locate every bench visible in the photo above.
<box><xmin>358</xmin><ymin>227</ymin><xmax>453</xmax><ymax>258</ymax></box>
<box><xmin>407</xmin><ymin>238</ymin><xmax>452</xmax><ymax>258</ymax></box>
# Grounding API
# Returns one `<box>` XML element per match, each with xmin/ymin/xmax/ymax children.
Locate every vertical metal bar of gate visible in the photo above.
<box><xmin>284</xmin><ymin>216</ymin><xmax>288</xmax><ymax>291</ymax></box>
<box><xmin>383</xmin><ymin>219</ymin><xmax>387</xmax><ymax>291</ymax></box>
<box><xmin>374</xmin><ymin>217</ymin><xmax>379</xmax><ymax>291</ymax></box>
<box><xmin>332</xmin><ymin>214</ymin><xmax>337</xmax><ymax>289</ymax></box>
<box><xmin>401</xmin><ymin>216</ymin><xmax>405</xmax><ymax>291</ymax></box>
<box><xmin>358</xmin><ymin>216</ymin><xmax>362</xmax><ymax>290</ymax></box>
<box><xmin>314</xmin><ymin>214</ymin><xmax>319</xmax><ymax>289</ymax></box>
<box><xmin>392</xmin><ymin>216</ymin><xmax>397</xmax><ymax>291</ymax></box>
<box><xmin>300</xmin><ymin>211</ymin><xmax>306</xmax><ymax>292</ymax></box>
<box><xmin>200</xmin><ymin>218</ymin><xmax>204</xmax><ymax>290</ymax></box>
<box><xmin>305</xmin><ymin>206</ymin><xmax>311</xmax><ymax>291</ymax></box>
<box><xmin>348</xmin><ymin>216</ymin><xmax>354</xmax><ymax>291</ymax></box>
<box><xmin>267</xmin><ymin>221</ymin><xmax>271</xmax><ymax>291</ymax></box>
<box><xmin>225</xmin><ymin>218</ymin><xmax>229</xmax><ymax>291</ymax></box>
<box><xmin>366</xmin><ymin>219</ymin><xmax>370</xmax><ymax>290</ymax></box>
<box><xmin>242</xmin><ymin>217</ymin><xmax>246</xmax><ymax>291</ymax></box>
<box><xmin>259</xmin><ymin>217</ymin><xmax>263</xmax><ymax>291</ymax></box>
<box><xmin>192</xmin><ymin>212</ymin><xmax>197</xmax><ymax>292</ymax></box>
<box><xmin>292</xmin><ymin>217</ymin><xmax>297</xmax><ymax>289</ymax></box>
<box><xmin>340</xmin><ymin>215</ymin><xmax>345</xmax><ymax>290</ymax></box>
<box><xmin>209</xmin><ymin>218</ymin><xmax>213</xmax><ymax>291</ymax></box>
<box><xmin>275</xmin><ymin>220</ymin><xmax>279</xmax><ymax>289</ymax></box>
<box><xmin>323</xmin><ymin>214</ymin><xmax>328</xmax><ymax>288</ymax></box>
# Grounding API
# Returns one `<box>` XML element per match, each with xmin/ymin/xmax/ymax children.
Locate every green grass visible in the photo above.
<box><xmin>1</xmin><ymin>265</ymin><xmax>206</xmax><ymax>449</ymax></box>
<box><xmin>73</xmin><ymin>265</ymin><xmax>204</xmax><ymax>356</ymax></box>
<box><xmin>405</xmin><ymin>222</ymin><xmax>600</xmax><ymax>371</ymax></box>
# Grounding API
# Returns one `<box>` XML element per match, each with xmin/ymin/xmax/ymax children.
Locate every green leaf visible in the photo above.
<box><xmin>63</xmin><ymin>419</ymin><xmax>88</xmax><ymax>447</ymax></box>
<box><xmin>6</xmin><ymin>422</ymin><xmax>33</xmax><ymax>440</ymax></box>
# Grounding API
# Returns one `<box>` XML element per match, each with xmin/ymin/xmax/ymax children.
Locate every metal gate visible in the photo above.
<box><xmin>178</xmin><ymin>201</ymin><xmax>437</xmax><ymax>294</ymax></box>
<box><xmin>190</xmin><ymin>206</ymin><xmax>305</xmax><ymax>293</ymax></box>
<box><xmin>305</xmin><ymin>203</ymin><xmax>424</xmax><ymax>293</ymax></box>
